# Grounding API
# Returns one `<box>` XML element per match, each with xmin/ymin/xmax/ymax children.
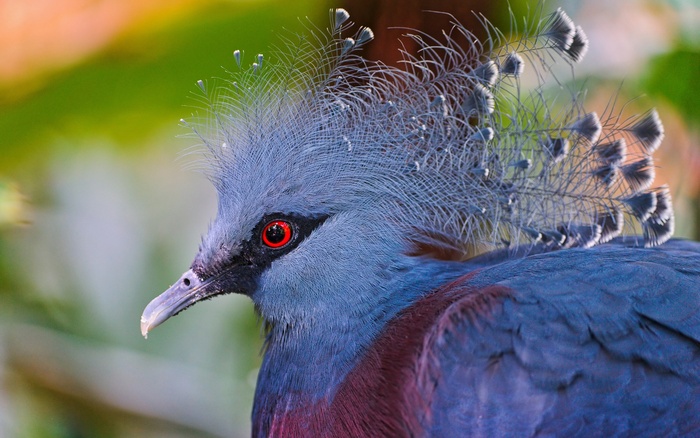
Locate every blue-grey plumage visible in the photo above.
<box><xmin>424</xmin><ymin>239</ymin><xmax>700</xmax><ymax>437</ymax></box>
<box><xmin>140</xmin><ymin>7</ymin><xmax>700</xmax><ymax>436</ymax></box>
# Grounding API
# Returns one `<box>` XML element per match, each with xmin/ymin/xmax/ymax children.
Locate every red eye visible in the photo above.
<box><xmin>262</xmin><ymin>220</ymin><xmax>293</xmax><ymax>248</ymax></box>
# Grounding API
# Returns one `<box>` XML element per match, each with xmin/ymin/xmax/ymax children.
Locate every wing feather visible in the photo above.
<box><xmin>418</xmin><ymin>239</ymin><xmax>700</xmax><ymax>436</ymax></box>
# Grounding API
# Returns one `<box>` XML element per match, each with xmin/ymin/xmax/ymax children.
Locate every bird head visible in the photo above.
<box><xmin>141</xmin><ymin>8</ymin><xmax>672</xmax><ymax>337</ymax></box>
<box><xmin>140</xmin><ymin>13</ymin><xmax>408</xmax><ymax>336</ymax></box>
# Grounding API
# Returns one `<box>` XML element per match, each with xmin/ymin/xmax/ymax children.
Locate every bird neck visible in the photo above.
<box><xmin>251</xmin><ymin>255</ymin><xmax>465</xmax><ymax>435</ymax></box>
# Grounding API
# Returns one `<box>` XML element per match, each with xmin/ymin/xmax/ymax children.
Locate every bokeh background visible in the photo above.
<box><xmin>0</xmin><ymin>0</ymin><xmax>698</xmax><ymax>436</ymax></box>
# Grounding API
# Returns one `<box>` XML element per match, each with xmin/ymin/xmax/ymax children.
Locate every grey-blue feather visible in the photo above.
<box><xmin>191</xmin><ymin>7</ymin><xmax>672</xmax><ymax>261</ymax></box>
<box><xmin>425</xmin><ymin>239</ymin><xmax>700</xmax><ymax>436</ymax></box>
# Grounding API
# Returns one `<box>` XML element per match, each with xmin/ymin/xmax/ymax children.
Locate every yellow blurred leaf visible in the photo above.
<box><xmin>0</xmin><ymin>179</ymin><xmax>29</xmax><ymax>227</ymax></box>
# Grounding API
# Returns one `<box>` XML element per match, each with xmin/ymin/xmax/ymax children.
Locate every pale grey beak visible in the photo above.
<box><xmin>140</xmin><ymin>269</ymin><xmax>208</xmax><ymax>338</ymax></box>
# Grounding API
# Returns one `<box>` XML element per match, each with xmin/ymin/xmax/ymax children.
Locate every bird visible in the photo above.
<box><xmin>141</xmin><ymin>6</ymin><xmax>700</xmax><ymax>437</ymax></box>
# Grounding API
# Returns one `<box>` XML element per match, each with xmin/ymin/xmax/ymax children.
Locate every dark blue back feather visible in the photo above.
<box><xmin>421</xmin><ymin>240</ymin><xmax>700</xmax><ymax>436</ymax></box>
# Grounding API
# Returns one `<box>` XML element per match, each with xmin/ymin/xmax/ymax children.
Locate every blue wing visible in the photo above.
<box><xmin>421</xmin><ymin>239</ymin><xmax>700</xmax><ymax>437</ymax></box>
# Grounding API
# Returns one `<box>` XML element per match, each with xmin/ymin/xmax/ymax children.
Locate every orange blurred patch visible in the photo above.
<box><xmin>0</xmin><ymin>0</ymin><xmax>206</xmax><ymax>84</ymax></box>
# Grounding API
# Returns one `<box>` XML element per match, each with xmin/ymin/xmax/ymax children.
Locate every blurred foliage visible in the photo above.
<box><xmin>0</xmin><ymin>0</ymin><xmax>329</xmax><ymax>171</ymax></box>
<box><xmin>0</xmin><ymin>181</ymin><xmax>27</xmax><ymax>228</ymax></box>
<box><xmin>0</xmin><ymin>0</ymin><xmax>697</xmax><ymax>437</ymax></box>
<box><xmin>646</xmin><ymin>47</ymin><xmax>700</xmax><ymax>128</ymax></box>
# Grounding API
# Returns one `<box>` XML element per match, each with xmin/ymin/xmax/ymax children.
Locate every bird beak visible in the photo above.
<box><xmin>140</xmin><ymin>269</ymin><xmax>212</xmax><ymax>338</ymax></box>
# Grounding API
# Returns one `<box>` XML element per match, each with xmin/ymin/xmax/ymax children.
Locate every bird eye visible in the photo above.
<box><xmin>262</xmin><ymin>220</ymin><xmax>293</xmax><ymax>248</ymax></box>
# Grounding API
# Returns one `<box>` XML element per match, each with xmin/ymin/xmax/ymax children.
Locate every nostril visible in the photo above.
<box><xmin>183</xmin><ymin>277</ymin><xmax>191</xmax><ymax>287</ymax></box>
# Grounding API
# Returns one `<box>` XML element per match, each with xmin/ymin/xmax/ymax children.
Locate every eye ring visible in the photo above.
<box><xmin>262</xmin><ymin>220</ymin><xmax>293</xmax><ymax>248</ymax></box>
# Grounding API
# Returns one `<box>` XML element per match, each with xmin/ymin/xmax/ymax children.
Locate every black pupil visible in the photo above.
<box><xmin>266</xmin><ymin>224</ymin><xmax>286</xmax><ymax>244</ymax></box>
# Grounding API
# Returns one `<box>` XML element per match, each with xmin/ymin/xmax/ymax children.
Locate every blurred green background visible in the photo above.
<box><xmin>0</xmin><ymin>0</ymin><xmax>698</xmax><ymax>436</ymax></box>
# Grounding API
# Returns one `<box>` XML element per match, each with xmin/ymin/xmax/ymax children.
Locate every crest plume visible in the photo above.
<box><xmin>190</xmin><ymin>7</ymin><xmax>673</xmax><ymax>256</ymax></box>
